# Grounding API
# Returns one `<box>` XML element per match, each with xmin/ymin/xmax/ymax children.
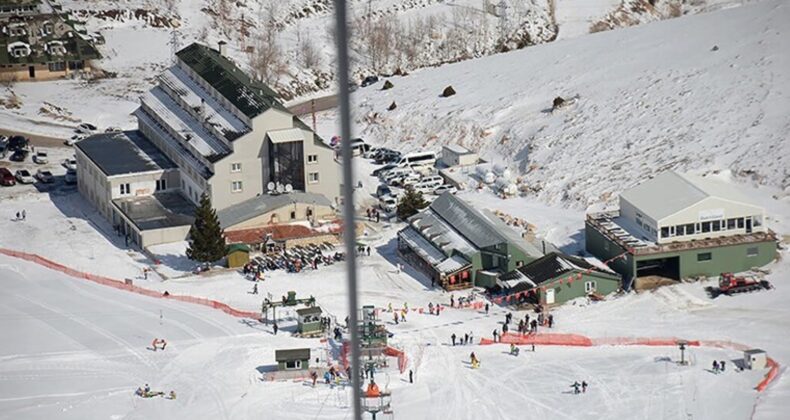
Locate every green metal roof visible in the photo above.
<box><xmin>176</xmin><ymin>43</ymin><xmax>287</xmax><ymax>119</ymax></box>
<box><xmin>226</xmin><ymin>243</ymin><xmax>250</xmax><ymax>254</ymax></box>
<box><xmin>275</xmin><ymin>348</ymin><xmax>310</xmax><ymax>362</ymax></box>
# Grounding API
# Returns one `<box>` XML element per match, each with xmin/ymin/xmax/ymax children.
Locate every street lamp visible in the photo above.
<box><xmin>678</xmin><ymin>340</ymin><xmax>688</xmax><ymax>365</ymax></box>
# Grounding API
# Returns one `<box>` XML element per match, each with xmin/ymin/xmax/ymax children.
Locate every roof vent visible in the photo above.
<box><xmin>218</xmin><ymin>40</ymin><xmax>227</xmax><ymax>57</ymax></box>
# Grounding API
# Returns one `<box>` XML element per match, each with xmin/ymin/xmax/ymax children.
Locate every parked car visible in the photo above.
<box><xmin>375</xmin><ymin>149</ymin><xmax>401</xmax><ymax>164</ymax></box>
<box><xmin>433</xmin><ymin>184</ymin><xmax>458</xmax><ymax>195</ymax></box>
<box><xmin>65</xmin><ymin>134</ymin><xmax>85</xmax><ymax>146</ymax></box>
<box><xmin>9</xmin><ymin>149</ymin><xmax>28</xmax><ymax>162</ymax></box>
<box><xmin>0</xmin><ymin>142</ymin><xmax>6</xmax><ymax>158</ymax></box>
<box><xmin>382</xmin><ymin>167</ymin><xmax>412</xmax><ymax>183</ymax></box>
<box><xmin>349</xmin><ymin>138</ymin><xmax>370</xmax><ymax>156</ymax></box>
<box><xmin>0</xmin><ymin>168</ymin><xmax>15</xmax><ymax>186</ymax></box>
<box><xmin>33</xmin><ymin>151</ymin><xmax>48</xmax><ymax>164</ymax></box>
<box><xmin>360</xmin><ymin>75</ymin><xmax>379</xmax><ymax>87</ymax></box>
<box><xmin>35</xmin><ymin>169</ymin><xmax>54</xmax><ymax>183</ymax></box>
<box><xmin>398</xmin><ymin>172</ymin><xmax>422</xmax><ymax>188</ymax></box>
<box><xmin>371</xmin><ymin>163</ymin><xmax>397</xmax><ymax>178</ymax></box>
<box><xmin>376</xmin><ymin>184</ymin><xmax>392</xmax><ymax>198</ymax></box>
<box><xmin>378</xmin><ymin>195</ymin><xmax>397</xmax><ymax>213</ymax></box>
<box><xmin>362</xmin><ymin>146</ymin><xmax>379</xmax><ymax>159</ymax></box>
<box><xmin>76</xmin><ymin>122</ymin><xmax>97</xmax><ymax>134</ymax></box>
<box><xmin>104</xmin><ymin>126</ymin><xmax>121</xmax><ymax>133</ymax></box>
<box><xmin>62</xmin><ymin>158</ymin><xmax>77</xmax><ymax>171</ymax></box>
<box><xmin>15</xmin><ymin>169</ymin><xmax>35</xmax><ymax>184</ymax></box>
<box><xmin>64</xmin><ymin>168</ymin><xmax>77</xmax><ymax>185</ymax></box>
<box><xmin>414</xmin><ymin>178</ymin><xmax>443</xmax><ymax>195</ymax></box>
<box><xmin>8</xmin><ymin>135</ymin><xmax>28</xmax><ymax>151</ymax></box>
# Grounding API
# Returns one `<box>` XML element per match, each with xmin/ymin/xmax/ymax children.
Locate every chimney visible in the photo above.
<box><xmin>218</xmin><ymin>40</ymin><xmax>227</xmax><ymax>56</ymax></box>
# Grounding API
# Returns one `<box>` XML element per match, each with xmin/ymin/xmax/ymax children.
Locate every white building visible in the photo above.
<box><xmin>76</xmin><ymin>42</ymin><xmax>340</xmax><ymax>248</ymax></box>
<box><xmin>618</xmin><ymin>171</ymin><xmax>766</xmax><ymax>245</ymax></box>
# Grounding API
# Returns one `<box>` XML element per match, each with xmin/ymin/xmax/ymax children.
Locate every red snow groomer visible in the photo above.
<box><xmin>716</xmin><ymin>272</ymin><xmax>772</xmax><ymax>296</ymax></box>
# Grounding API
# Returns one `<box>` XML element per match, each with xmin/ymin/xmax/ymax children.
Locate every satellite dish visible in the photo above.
<box><xmin>285</xmin><ymin>184</ymin><xmax>293</xmax><ymax>193</ymax></box>
<box><xmin>276</xmin><ymin>183</ymin><xmax>285</xmax><ymax>194</ymax></box>
<box><xmin>267</xmin><ymin>182</ymin><xmax>275</xmax><ymax>193</ymax></box>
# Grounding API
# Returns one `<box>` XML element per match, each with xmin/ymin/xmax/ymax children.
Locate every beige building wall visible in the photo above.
<box><xmin>140</xmin><ymin>225</ymin><xmax>191</xmax><ymax>247</ymax></box>
<box><xmin>0</xmin><ymin>62</ymin><xmax>91</xmax><ymax>82</ymax></box>
<box><xmin>225</xmin><ymin>202</ymin><xmax>335</xmax><ymax>231</ymax></box>
<box><xmin>300</xmin><ymin>128</ymin><xmax>341</xmax><ymax>205</ymax></box>
<box><xmin>75</xmin><ymin>148</ymin><xmax>113</xmax><ymax>220</ymax></box>
<box><xmin>108</xmin><ymin>170</ymin><xmax>179</xmax><ymax>200</ymax></box>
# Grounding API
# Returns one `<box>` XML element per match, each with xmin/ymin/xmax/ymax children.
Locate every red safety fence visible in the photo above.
<box><xmin>756</xmin><ymin>358</ymin><xmax>779</xmax><ymax>392</ymax></box>
<box><xmin>0</xmin><ymin>248</ymin><xmax>260</xmax><ymax>319</ymax></box>
<box><xmin>480</xmin><ymin>332</ymin><xmax>593</xmax><ymax>347</ymax></box>
<box><xmin>385</xmin><ymin>346</ymin><xmax>409</xmax><ymax>373</ymax></box>
<box><xmin>593</xmin><ymin>337</ymin><xmax>701</xmax><ymax>347</ymax></box>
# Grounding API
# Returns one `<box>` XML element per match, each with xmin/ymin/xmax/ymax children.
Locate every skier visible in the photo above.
<box><xmin>469</xmin><ymin>331</ymin><xmax>474</xmax><ymax>344</ymax></box>
<box><xmin>15</xmin><ymin>211</ymin><xmax>20</xmax><ymax>220</ymax></box>
<box><xmin>464</xmin><ymin>333</ymin><xmax>469</xmax><ymax>345</ymax></box>
<box><xmin>22</xmin><ymin>209</ymin><xmax>26</xmax><ymax>220</ymax></box>
<box><xmin>252</xmin><ymin>283</ymin><xmax>258</xmax><ymax>294</ymax></box>
<box><xmin>712</xmin><ymin>360</ymin><xmax>719</xmax><ymax>373</ymax></box>
<box><xmin>525</xmin><ymin>313</ymin><xmax>530</xmax><ymax>326</ymax></box>
<box><xmin>582</xmin><ymin>381</ymin><xmax>588</xmax><ymax>393</ymax></box>
<box><xmin>388</xmin><ymin>302</ymin><xmax>393</xmax><ymax>312</ymax></box>
<box><xmin>428</xmin><ymin>302</ymin><xmax>434</xmax><ymax>314</ymax></box>
<box><xmin>720</xmin><ymin>361</ymin><xmax>726</xmax><ymax>372</ymax></box>
<box><xmin>492</xmin><ymin>329</ymin><xmax>499</xmax><ymax>343</ymax></box>
<box><xmin>273</xmin><ymin>322</ymin><xmax>278</xmax><ymax>335</ymax></box>
<box><xmin>485</xmin><ymin>303</ymin><xmax>490</xmax><ymax>315</ymax></box>
<box><xmin>450</xmin><ymin>294</ymin><xmax>455</xmax><ymax>308</ymax></box>
<box><xmin>409</xmin><ymin>369</ymin><xmax>413</xmax><ymax>384</ymax></box>
<box><xmin>451</xmin><ymin>333</ymin><xmax>457</xmax><ymax>346</ymax></box>
<box><xmin>510</xmin><ymin>343</ymin><xmax>520</xmax><ymax>356</ymax></box>
<box><xmin>160</xmin><ymin>339</ymin><xmax>167</xmax><ymax>351</ymax></box>
<box><xmin>311</xmin><ymin>371</ymin><xmax>318</xmax><ymax>387</ymax></box>
<box><xmin>435</xmin><ymin>304</ymin><xmax>440</xmax><ymax>316</ymax></box>
<box><xmin>548</xmin><ymin>314</ymin><xmax>554</xmax><ymax>328</ymax></box>
<box><xmin>531</xmin><ymin>319</ymin><xmax>538</xmax><ymax>333</ymax></box>
<box><xmin>394</xmin><ymin>312</ymin><xmax>399</xmax><ymax>325</ymax></box>
<box><xmin>168</xmin><ymin>390</ymin><xmax>177</xmax><ymax>400</ymax></box>
<box><xmin>502</xmin><ymin>323</ymin><xmax>509</xmax><ymax>333</ymax></box>
<box><xmin>572</xmin><ymin>381</ymin><xmax>581</xmax><ymax>394</ymax></box>
<box><xmin>400</xmin><ymin>310</ymin><xmax>406</xmax><ymax>323</ymax></box>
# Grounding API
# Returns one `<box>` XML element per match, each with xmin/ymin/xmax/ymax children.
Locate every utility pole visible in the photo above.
<box><xmin>311</xmin><ymin>99</ymin><xmax>317</xmax><ymax>132</ymax></box>
<box><xmin>169</xmin><ymin>27</ymin><xmax>180</xmax><ymax>63</ymax></box>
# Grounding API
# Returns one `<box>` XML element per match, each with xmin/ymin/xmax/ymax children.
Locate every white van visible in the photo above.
<box><xmin>383</xmin><ymin>167</ymin><xmax>412</xmax><ymax>184</ymax></box>
<box><xmin>349</xmin><ymin>138</ymin><xmax>370</xmax><ymax>156</ymax></box>
<box><xmin>414</xmin><ymin>177</ymin><xmax>443</xmax><ymax>194</ymax></box>
<box><xmin>396</xmin><ymin>151</ymin><xmax>437</xmax><ymax>168</ymax></box>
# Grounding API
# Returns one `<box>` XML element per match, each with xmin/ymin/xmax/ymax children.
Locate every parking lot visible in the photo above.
<box><xmin>0</xmin><ymin>135</ymin><xmax>78</xmax><ymax>199</ymax></box>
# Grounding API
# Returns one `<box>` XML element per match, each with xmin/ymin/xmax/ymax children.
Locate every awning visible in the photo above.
<box><xmin>267</xmin><ymin>128</ymin><xmax>304</xmax><ymax>144</ymax></box>
<box><xmin>435</xmin><ymin>254</ymin><xmax>471</xmax><ymax>275</ymax></box>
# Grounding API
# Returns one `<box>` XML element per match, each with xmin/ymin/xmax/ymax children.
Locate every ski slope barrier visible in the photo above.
<box><xmin>0</xmin><ymin>248</ymin><xmax>260</xmax><ymax>319</ymax></box>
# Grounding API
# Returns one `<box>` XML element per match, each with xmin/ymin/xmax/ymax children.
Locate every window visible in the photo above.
<box><xmin>308</xmin><ymin>172</ymin><xmax>319</xmax><ymax>183</ymax></box>
<box><xmin>48</xmin><ymin>62</ymin><xmax>66</xmax><ymax>72</ymax></box>
<box><xmin>636</xmin><ymin>218</ymin><xmax>643</xmax><ymax>227</ymax></box>
<box><xmin>660</xmin><ymin>227</ymin><xmax>669</xmax><ymax>238</ymax></box>
<box><xmin>737</xmin><ymin>218</ymin><xmax>744</xmax><ymax>229</ymax></box>
<box><xmin>712</xmin><ymin>220</ymin><xmax>721</xmax><ymax>232</ymax></box>
<box><xmin>156</xmin><ymin>179</ymin><xmax>166</xmax><ymax>191</ymax></box>
<box><xmin>727</xmin><ymin>218</ymin><xmax>736</xmax><ymax>230</ymax></box>
<box><xmin>119</xmin><ymin>183</ymin><xmax>130</xmax><ymax>195</ymax></box>
<box><xmin>290</xmin><ymin>211</ymin><xmax>296</xmax><ymax>220</ymax></box>
<box><xmin>232</xmin><ymin>181</ymin><xmax>243</xmax><ymax>192</ymax></box>
<box><xmin>697</xmin><ymin>252</ymin><xmax>712</xmax><ymax>262</ymax></box>
<box><xmin>306</xmin><ymin>208</ymin><xmax>313</xmax><ymax>218</ymax></box>
<box><xmin>231</xmin><ymin>163</ymin><xmax>242</xmax><ymax>172</ymax></box>
<box><xmin>307</xmin><ymin>154</ymin><xmax>318</xmax><ymax>164</ymax></box>
<box><xmin>747</xmin><ymin>247</ymin><xmax>759</xmax><ymax>257</ymax></box>
<box><xmin>685</xmin><ymin>223</ymin><xmax>695</xmax><ymax>235</ymax></box>
<box><xmin>701</xmin><ymin>222</ymin><xmax>711</xmax><ymax>233</ymax></box>
<box><xmin>285</xmin><ymin>360</ymin><xmax>302</xmax><ymax>370</ymax></box>
<box><xmin>584</xmin><ymin>281</ymin><xmax>597</xmax><ymax>293</ymax></box>
<box><xmin>753</xmin><ymin>215</ymin><xmax>763</xmax><ymax>227</ymax></box>
<box><xmin>675</xmin><ymin>225</ymin><xmax>684</xmax><ymax>236</ymax></box>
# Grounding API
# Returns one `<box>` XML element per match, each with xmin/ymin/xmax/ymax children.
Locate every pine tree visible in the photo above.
<box><xmin>397</xmin><ymin>187</ymin><xmax>429</xmax><ymax>220</ymax></box>
<box><xmin>186</xmin><ymin>193</ymin><xmax>226</xmax><ymax>263</ymax></box>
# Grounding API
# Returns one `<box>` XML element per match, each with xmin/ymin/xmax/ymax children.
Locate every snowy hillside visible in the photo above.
<box><xmin>0</xmin><ymin>0</ymin><xmax>759</xmax><ymax>139</ymax></box>
<box><xmin>347</xmin><ymin>0</ymin><xmax>790</xmax><ymax>208</ymax></box>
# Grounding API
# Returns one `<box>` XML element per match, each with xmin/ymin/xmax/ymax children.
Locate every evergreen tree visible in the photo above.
<box><xmin>397</xmin><ymin>187</ymin><xmax>429</xmax><ymax>220</ymax></box>
<box><xmin>186</xmin><ymin>193</ymin><xmax>226</xmax><ymax>263</ymax></box>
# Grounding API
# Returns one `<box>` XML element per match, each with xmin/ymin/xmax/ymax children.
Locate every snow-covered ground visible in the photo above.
<box><xmin>350</xmin><ymin>0</ymin><xmax>790</xmax><ymax>207</ymax></box>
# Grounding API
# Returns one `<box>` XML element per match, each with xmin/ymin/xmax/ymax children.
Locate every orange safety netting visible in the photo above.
<box><xmin>756</xmin><ymin>358</ymin><xmax>779</xmax><ymax>392</ymax></box>
<box><xmin>385</xmin><ymin>346</ymin><xmax>409</xmax><ymax>373</ymax></box>
<box><xmin>0</xmin><ymin>248</ymin><xmax>260</xmax><ymax>319</ymax></box>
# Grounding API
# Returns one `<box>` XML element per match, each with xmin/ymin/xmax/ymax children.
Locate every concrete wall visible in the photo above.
<box><xmin>225</xmin><ymin>203</ymin><xmax>335</xmax><ymax>231</ymax></box>
<box><xmin>634</xmin><ymin>240</ymin><xmax>777</xmax><ymax>279</ymax></box>
<box><xmin>301</xmin><ymin>130</ymin><xmax>340</xmax><ymax>205</ymax></box>
<box><xmin>537</xmin><ymin>271</ymin><xmax>621</xmax><ymax>306</ymax></box>
<box><xmin>619</xmin><ymin>198</ymin><xmax>658</xmax><ymax>242</ymax></box>
<box><xmin>210</xmin><ymin>128</ymin><xmax>266</xmax><ymax>210</ymax></box>
<box><xmin>140</xmin><ymin>225</ymin><xmax>191</xmax><ymax>248</ymax></box>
